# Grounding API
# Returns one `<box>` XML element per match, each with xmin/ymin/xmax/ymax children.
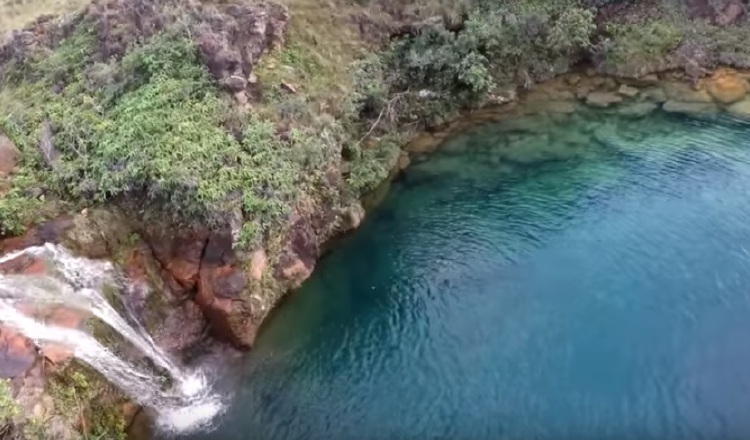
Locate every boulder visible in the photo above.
<box><xmin>618</xmin><ymin>84</ymin><xmax>640</xmax><ymax>98</ymax></box>
<box><xmin>703</xmin><ymin>69</ymin><xmax>748</xmax><ymax>104</ymax></box>
<box><xmin>0</xmin><ymin>327</ymin><xmax>36</xmax><ymax>378</ymax></box>
<box><xmin>662</xmin><ymin>100</ymin><xmax>719</xmax><ymax>117</ymax></box>
<box><xmin>727</xmin><ymin>99</ymin><xmax>750</xmax><ymax>120</ymax></box>
<box><xmin>642</xmin><ymin>87</ymin><xmax>668</xmax><ymax>103</ymax></box>
<box><xmin>144</xmin><ymin>228</ymin><xmax>209</xmax><ymax>294</ymax></box>
<box><xmin>248</xmin><ymin>249</ymin><xmax>268</xmax><ymax>281</ymax></box>
<box><xmin>0</xmin><ymin>134</ymin><xmax>19</xmax><ymax>176</ymax></box>
<box><xmin>618</xmin><ymin>102</ymin><xmax>659</xmax><ymax>118</ymax></box>
<box><xmin>630</xmin><ymin>74</ymin><xmax>660</xmax><ymax>87</ymax></box>
<box><xmin>662</xmin><ymin>82</ymin><xmax>714</xmax><ymax>103</ymax></box>
<box><xmin>715</xmin><ymin>0</ymin><xmax>745</xmax><ymax>26</ymax></box>
<box><xmin>585</xmin><ymin>92</ymin><xmax>623</xmax><ymax>108</ymax></box>
<box><xmin>406</xmin><ymin>133</ymin><xmax>440</xmax><ymax>154</ymax></box>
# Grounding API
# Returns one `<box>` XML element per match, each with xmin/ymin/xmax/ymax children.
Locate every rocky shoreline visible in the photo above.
<box><xmin>1</xmin><ymin>0</ymin><xmax>750</xmax><ymax>437</ymax></box>
<box><xmin>408</xmin><ymin>67</ymin><xmax>750</xmax><ymax>156</ymax></box>
<box><xmin>4</xmin><ymin>61</ymin><xmax>750</xmax><ymax>437</ymax></box>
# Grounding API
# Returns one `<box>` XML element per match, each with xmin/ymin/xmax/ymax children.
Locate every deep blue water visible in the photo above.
<box><xmin>181</xmin><ymin>109</ymin><xmax>750</xmax><ymax>439</ymax></box>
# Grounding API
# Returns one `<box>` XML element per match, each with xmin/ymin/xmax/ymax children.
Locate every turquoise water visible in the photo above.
<box><xmin>182</xmin><ymin>109</ymin><xmax>750</xmax><ymax>439</ymax></box>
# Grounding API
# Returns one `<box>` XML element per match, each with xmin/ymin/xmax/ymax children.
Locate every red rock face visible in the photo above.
<box><xmin>121</xmin><ymin>241</ymin><xmax>207</xmax><ymax>354</ymax></box>
<box><xmin>0</xmin><ymin>326</ymin><xmax>36</xmax><ymax>378</ymax></box>
<box><xmin>147</xmin><ymin>228</ymin><xmax>253</xmax><ymax>348</ymax></box>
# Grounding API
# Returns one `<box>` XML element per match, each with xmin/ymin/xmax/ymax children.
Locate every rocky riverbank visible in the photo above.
<box><xmin>408</xmin><ymin>68</ymin><xmax>750</xmax><ymax>155</ymax></box>
<box><xmin>2</xmin><ymin>0</ymin><xmax>750</xmax><ymax>438</ymax></box>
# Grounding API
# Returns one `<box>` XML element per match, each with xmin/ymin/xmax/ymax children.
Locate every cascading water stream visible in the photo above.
<box><xmin>0</xmin><ymin>243</ymin><xmax>224</xmax><ymax>433</ymax></box>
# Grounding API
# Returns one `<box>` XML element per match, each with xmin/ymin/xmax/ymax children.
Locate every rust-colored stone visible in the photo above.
<box><xmin>703</xmin><ymin>69</ymin><xmax>748</xmax><ymax>104</ymax></box>
<box><xmin>145</xmin><ymin>229</ymin><xmax>209</xmax><ymax>293</ymax></box>
<box><xmin>0</xmin><ymin>254</ymin><xmax>48</xmax><ymax>275</ymax></box>
<box><xmin>279</xmin><ymin>257</ymin><xmax>312</xmax><ymax>283</ymax></box>
<box><xmin>46</xmin><ymin>307</ymin><xmax>85</xmax><ymax>330</ymax></box>
<box><xmin>40</xmin><ymin>343</ymin><xmax>74</xmax><ymax>366</ymax></box>
<box><xmin>0</xmin><ymin>216</ymin><xmax>75</xmax><ymax>254</ymax></box>
<box><xmin>0</xmin><ymin>326</ymin><xmax>36</xmax><ymax>378</ymax></box>
<box><xmin>199</xmin><ymin>236</ymin><xmax>248</xmax><ymax>342</ymax></box>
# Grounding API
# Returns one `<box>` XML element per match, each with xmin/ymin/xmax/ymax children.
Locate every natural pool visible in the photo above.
<box><xmin>179</xmin><ymin>107</ymin><xmax>750</xmax><ymax>439</ymax></box>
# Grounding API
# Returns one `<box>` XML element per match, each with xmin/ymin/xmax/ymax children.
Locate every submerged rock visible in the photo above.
<box><xmin>618</xmin><ymin>84</ymin><xmax>640</xmax><ymax>98</ymax></box>
<box><xmin>618</xmin><ymin>102</ymin><xmax>659</xmax><ymax>118</ymax></box>
<box><xmin>586</xmin><ymin>92</ymin><xmax>623</xmax><ymax>108</ymax></box>
<box><xmin>662</xmin><ymin>100</ymin><xmax>719</xmax><ymax>116</ymax></box>
<box><xmin>727</xmin><ymin>99</ymin><xmax>750</xmax><ymax>120</ymax></box>
<box><xmin>662</xmin><ymin>82</ymin><xmax>714</xmax><ymax>103</ymax></box>
<box><xmin>641</xmin><ymin>87</ymin><xmax>668</xmax><ymax>103</ymax></box>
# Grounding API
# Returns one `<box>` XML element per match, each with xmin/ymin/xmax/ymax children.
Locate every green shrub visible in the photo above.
<box><xmin>0</xmin><ymin>379</ymin><xmax>21</xmax><ymax>425</ymax></box>
<box><xmin>346</xmin><ymin>136</ymin><xmax>402</xmax><ymax>194</ymax></box>
<box><xmin>598</xmin><ymin>20</ymin><xmax>684</xmax><ymax>69</ymax></box>
<box><xmin>354</xmin><ymin>1</ymin><xmax>595</xmax><ymax>131</ymax></box>
<box><xmin>1</xmin><ymin>28</ymin><xmax>345</xmax><ymax>234</ymax></box>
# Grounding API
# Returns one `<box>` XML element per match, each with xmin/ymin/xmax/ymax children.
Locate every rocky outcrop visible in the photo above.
<box><xmin>728</xmin><ymin>99</ymin><xmax>750</xmax><ymax>119</ymax></box>
<box><xmin>0</xmin><ymin>134</ymin><xmax>18</xmax><ymax>177</ymax></box>
<box><xmin>586</xmin><ymin>91</ymin><xmax>623</xmax><ymax>107</ymax></box>
<box><xmin>662</xmin><ymin>100</ymin><xmax>719</xmax><ymax>116</ymax></box>
<box><xmin>702</xmin><ymin>68</ymin><xmax>749</xmax><ymax>104</ymax></box>
<box><xmin>0</xmin><ymin>327</ymin><xmax>36</xmax><ymax>378</ymax></box>
<box><xmin>0</xmin><ymin>0</ymin><xmax>289</xmax><ymax>100</ymax></box>
<box><xmin>594</xmin><ymin>1</ymin><xmax>750</xmax><ymax>79</ymax></box>
<box><xmin>140</xmin><ymin>194</ymin><xmax>363</xmax><ymax>349</ymax></box>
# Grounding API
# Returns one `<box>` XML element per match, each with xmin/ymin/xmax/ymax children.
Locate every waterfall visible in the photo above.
<box><xmin>0</xmin><ymin>243</ymin><xmax>224</xmax><ymax>433</ymax></box>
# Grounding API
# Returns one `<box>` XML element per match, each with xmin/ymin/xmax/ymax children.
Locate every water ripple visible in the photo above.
<box><xmin>176</xmin><ymin>110</ymin><xmax>750</xmax><ymax>440</ymax></box>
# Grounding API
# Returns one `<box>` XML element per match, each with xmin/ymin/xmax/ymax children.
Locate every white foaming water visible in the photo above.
<box><xmin>0</xmin><ymin>244</ymin><xmax>224</xmax><ymax>433</ymax></box>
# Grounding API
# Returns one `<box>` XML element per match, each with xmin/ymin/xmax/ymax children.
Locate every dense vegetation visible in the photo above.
<box><xmin>1</xmin><ymin>0</ymin><xmax>750</xmax><ymax>438</ymax></box>
<box><xmin>0</xmin><ymin>28</ymin><xmax>345</xmax><ymax>245</ymax></box>
<box><xmin>353</xmin><ymin>0</ymin><xmax>596</xmax><ymax>133</ymax></box>
<box><xmin>2</xmin><ymin>0</ymin><xmax>750</xmax><ymax>237</ymax></box>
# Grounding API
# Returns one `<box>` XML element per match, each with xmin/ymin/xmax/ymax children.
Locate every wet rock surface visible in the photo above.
<box><xmin>0</xmin><ymin>327</ymin><xmax>36</xmax><ymax>378</ymax></box>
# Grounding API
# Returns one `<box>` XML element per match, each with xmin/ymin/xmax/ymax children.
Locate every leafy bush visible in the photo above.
<box><xmin>597</xmin><ymin>20</ymin><xmax>684</xmax><ymax>69</ymax></box>
<box><xmin>0</xmin><ymin>379</ymin><xmax>21</xmax><ymax>437</ymax></box>
<box><xmin>354</xmin><ymin>0</ymin><xmax>595</xmax><ymax>131</ymax></box>
<box><xmin>1</xmin><ymin>29</ymin><xmax>342</xmax><ymax>238</ymax></box>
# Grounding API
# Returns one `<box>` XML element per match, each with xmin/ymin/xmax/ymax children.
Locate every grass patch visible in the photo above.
<box><xmin>0</xmin><ymin>0</ymin><xmax>89</xmax><ymax>35</ymax></box>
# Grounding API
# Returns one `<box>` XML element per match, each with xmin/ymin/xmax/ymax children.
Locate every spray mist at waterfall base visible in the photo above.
<box><xmin>0</xmin><ymin>244</ymin><xmax>225</xmax><ymax>434</ymax></box>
